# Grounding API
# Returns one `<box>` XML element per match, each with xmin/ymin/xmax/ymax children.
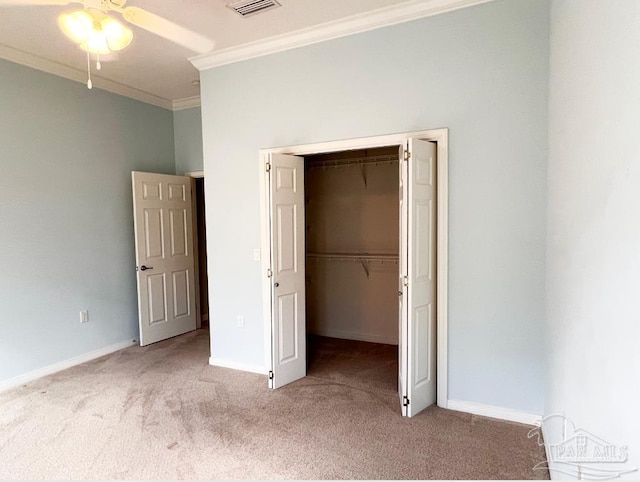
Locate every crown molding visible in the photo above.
<box><xmin>172</xmin><ymin>96</ymin><xmax>201</xmax><ymax>111</ymax></box>
<box><xmin>190</xmin><ymin>0</ymin><xmax>494</xmax><ymax>71</ymax></box>
<box><xmin>0</xmin><ymin>43</ymin><xmax>173</xmax><ymax>110</ymax></box>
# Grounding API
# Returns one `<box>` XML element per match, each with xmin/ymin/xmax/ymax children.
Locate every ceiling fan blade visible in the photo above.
<box><xmin>121</xmin><ymin>7</ymin><xmax>214</xmax><ymax>54</ymax></box>
<box><xmin>0</xmin><ymin>0</ymin><xmax>72</xmax><ymax>5</ymax></box>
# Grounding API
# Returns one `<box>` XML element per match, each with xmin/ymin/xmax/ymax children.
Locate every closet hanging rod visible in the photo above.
<box><xmin>306</xmin><ymin>154</ymin><xmax>399</xmax><ymax>170</ymax></box>
<box><xmin>307</xmin><ymin>252</ymin><xmax>399</xmax><ymax>261</ymax></box>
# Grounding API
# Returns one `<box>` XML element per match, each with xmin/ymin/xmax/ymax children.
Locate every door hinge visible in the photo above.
<box><xmin>266</xmin><ymin>162</ymin><xmax>271</xmax><ymax>172</ymax></box>
<box><xmin>403</xmin><ymin>396</ymin><xmax>410</xmax><ymax>407</ymax></box>
<box><xmin>404</xmin><ymin>150</ymin><xmax>411</xmax><ymax>161</ymax></box>
<box><xmin>267</xmin><ymin>268</ymin><xmax>273</xmax><ymax>278</ymax></box>
<box><xmin>403</xmin><ymin>276</ymin><xmax>409</xmax><ymax>287</ymax></box>
<box><xmin>268</xmin><ymin>370</ymin><xmax>274</xmax><ymax>380</ymax></box>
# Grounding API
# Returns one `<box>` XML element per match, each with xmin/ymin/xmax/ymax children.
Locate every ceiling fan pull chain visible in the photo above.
<box><xmin>86</xmin><ymin>51</ymin><xmax>93</xmax><ymax>90</ymax></box>
<box><xmin>96</xmin><ymin>54</ymin><xmax>101</xmax><ymax>71</ymax></box>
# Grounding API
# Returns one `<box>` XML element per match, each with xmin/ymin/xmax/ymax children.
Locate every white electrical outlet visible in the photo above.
<box><xmin>237</xmin><ymin>315</ymin><xmax>245</xmax><ymax>328</ymax></box>
<box><xmin>253</xmin><ymin>249</ymin><xmax>261</xmax><ymax>261</ymax></box>
<box><xmin>80</xmin><ymin>310</ymin><xmax>89</xmax><ymax>323</ymax></box>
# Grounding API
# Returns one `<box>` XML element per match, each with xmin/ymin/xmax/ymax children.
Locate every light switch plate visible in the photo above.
<box><xmin>253</xmin><ymin>249</ymin><xmax>261</xmax><ymax>261</ymax></box>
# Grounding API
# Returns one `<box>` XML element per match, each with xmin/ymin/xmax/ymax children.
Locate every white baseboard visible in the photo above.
<box><xmin>209</xmin><ymin>357</ymin><xmax>268</xmax><ymax>375</ymax></box>
<box><xmin>447</xmin><ymin>399</ymin><xmax>542</xmax><ymax>426</ymax></box>
<box><xmin>309</xmin><ymin>328</ymin><xmax>398</xmax><ymax>346</ymax></box>
<box><xmin>0</xmin><ymin>339</ymin><xmax>137</xmax><ymax>393</ymax></box>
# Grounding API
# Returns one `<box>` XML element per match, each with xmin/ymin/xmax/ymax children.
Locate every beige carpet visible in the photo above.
<box><xmin>0</xmin><ymin>331</ymin><xmax>548</xmax><ymax>480</ymax></box>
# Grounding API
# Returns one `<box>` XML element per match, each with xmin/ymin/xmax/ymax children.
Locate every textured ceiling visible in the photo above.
<box><xmin>0</xmin><ymin>0</ymin><xmax>410</xmax><ymax>103</ymax></box>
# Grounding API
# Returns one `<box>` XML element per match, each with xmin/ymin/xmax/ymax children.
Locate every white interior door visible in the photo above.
<box><xmin>132</xmin><ymin>171</ymin><xmax>197</xmax><ymax>346</ymax></box>
<box><xmin>399</xmin><ymin>149</ymin><xmax>408</xmax><ymax>408</ymax></box>
<box><xmin>400</xmin><ymin>139</ymin><xmax>437</xmax><ymax>417</ymax></box>
<box><xmin>268</xmin><ymin>154</ymin><xmax>306</xmax><ymax>388</ymax></box>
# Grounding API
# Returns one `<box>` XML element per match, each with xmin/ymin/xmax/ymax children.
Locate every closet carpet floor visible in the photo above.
<box><xmin>0</xmin><ymin>330</ymin><xmax>548</xmax><ymax>480</ymax></box>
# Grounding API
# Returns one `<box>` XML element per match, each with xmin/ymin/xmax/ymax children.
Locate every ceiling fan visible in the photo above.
<box><xmin>0</xmin><ymin>0</ymin><xmax>214</xmax><ymax>54</ymax></box>
<box><xmin>0</xmin><ymin>0</ymin><xmax>214</xmax><ymax>87</ymax></box>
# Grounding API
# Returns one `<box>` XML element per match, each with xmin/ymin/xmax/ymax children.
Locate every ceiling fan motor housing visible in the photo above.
<box><xmin>84</xmin><ymin>0</ymin><xmax>126</xmax><ymax>11</ymax></box>
<box><xmin>106</xmin><ymin>0</ymin><xmax>127</xmax><ymax>8</ymax></box>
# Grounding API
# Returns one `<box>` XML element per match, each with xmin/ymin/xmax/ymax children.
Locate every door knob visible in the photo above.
<box><xmin>274</xmin><ymin>282</ymin><xmax>280</xmax><ymax>287</ymax></box>
<box><xmin>140</xmin><ymin>265</ymin><xmax>154</xmax><ymax>271</ymax></box>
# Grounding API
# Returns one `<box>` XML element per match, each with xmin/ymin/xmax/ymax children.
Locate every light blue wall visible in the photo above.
<box><xmin>174</xmin><ymin>107</ymin><xmax>204</xmax><ymax>174</ymax></box>
<box><xmin>200</xmin><ymin>0</ymin><xmax>549</xmax><ymax>413</ymax></box>
<box><xmin>546</xmin><ymin>0</ymin><xmax>640</xmax><ymax>477</ymax></box>
<box><xmin>0</xmin><ymin>59</ymin><xmax>175</xmax><ymax>383</ymax></box>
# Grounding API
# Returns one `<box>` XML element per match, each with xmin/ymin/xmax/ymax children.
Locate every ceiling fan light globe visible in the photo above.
<box><xmin>58</xmin><ymin>10</ymin><xmax>93</xmax><ymax>44</ymax></box>
<box><xmin>107</xmin><ymin>29</ymin><xmax>133</xmax><ymax>51</ymax></box>
<box><xmin>81</xmin><ymin>30</ymin><xmax>111</xmax><ymax>55</ymax></box>
<box><xmin>101</xmin><ymin>16</ymin><xmax>133</xmax><ymax>51</ymax></box>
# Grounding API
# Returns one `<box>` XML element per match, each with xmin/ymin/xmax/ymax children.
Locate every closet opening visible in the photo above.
<box><xmin>304</xmin><ymin>147</ymin><xmax>400</xmax><ymax>394</ymax></box>
<box><xmin>261</xmin><ymin>128</ymin><xmax>449</xmax><ymax>417</ymax></box>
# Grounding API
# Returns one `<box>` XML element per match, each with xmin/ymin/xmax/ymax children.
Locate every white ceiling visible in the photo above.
<box><xmin>0</xmin><ymin>0</ymin><xmax>412</xmax><ymax>106</ymax></box>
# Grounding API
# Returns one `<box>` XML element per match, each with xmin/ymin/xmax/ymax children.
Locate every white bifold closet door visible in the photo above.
<box><xmin>400</xmin><ymin>139</ymin><xmax>437</xmax><ymax>417</ymax></box>
<box><xmin>268</xmin><ymin>153</ymin><xmax>307</xmax><ymax>388</ymax></box>
<box><xmin>132</xmin><ymin>172</ymin><xmax>197</xmax><ymax>346</ymax></box>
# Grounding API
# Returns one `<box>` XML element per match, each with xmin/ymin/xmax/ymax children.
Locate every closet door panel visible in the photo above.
<box><xmin>401</xmin><ymin>139</ymin><xmax>437</xmax><ymax>417</ymax></box>
<box><xmin>269</xmin><ymin>153</ymin><xmax>306</xmax><ymax>389</ymax></box>
<box><xmin>399</xmin><ymin>146</ymin><xmax>409</xmax><ymax>410</ymax></box>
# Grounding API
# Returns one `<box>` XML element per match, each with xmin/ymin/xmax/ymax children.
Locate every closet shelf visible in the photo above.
<box><xmin>308</xmin><ymin>252</ymin><xmax>398</xmax><ymax>261</ymax></box>
<box><xmin>307</xmin><ymin>252</ymin><xmax>399</xmax><ymax>279</ymax></box>
<box><xmin>306</xmin><ymin>154</ymin><xmax>399</xmax><ymax>170</ymax></box>
<box><xmin>306</xmin><ymin>154</ymin><xmax>399</xmax><ymax>188</ymax></box>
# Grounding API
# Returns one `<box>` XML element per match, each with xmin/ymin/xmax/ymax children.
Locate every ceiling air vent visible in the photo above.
<box><xmin>227</xmin><ymin>0</ymin><xmax>281</xmax><ymax>17</ymax></box>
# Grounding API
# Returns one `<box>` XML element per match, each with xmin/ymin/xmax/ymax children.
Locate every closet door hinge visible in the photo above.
<box><xmin>403</xmin><ymin>150</ymin><xmax>411</xmax><ymax>161</ymax></box>
<box><xmin>403</xmin><ymin>396</ymin><xmax>410</xmax><ymax>407</ymax></box>
<box><xmin>268</xmin><ymin>371</ymin><xmax>274</xmax><ymax>380</ymax></box>
<box><xmin>267</xmin><ymin>269</ymin><xmax>273</xmax><ymax>278</ymax></box>
<box><xmin>403</xmin><ymin>276</ymin><xmax>409</xmax><ymax>287</ymax></box>
<box><xmin>265</xmin><ymin>162</ymin><xmax>271</xmax><ymax>172</ymax></box>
